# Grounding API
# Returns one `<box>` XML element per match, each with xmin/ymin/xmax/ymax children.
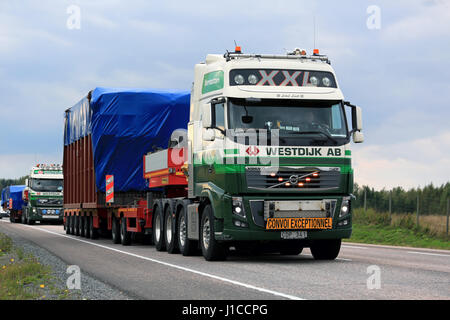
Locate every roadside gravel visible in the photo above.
<box><xmin>0</xmin><ymin>224</ymin><xmax>134</xmax><ymax>300</ymax></box>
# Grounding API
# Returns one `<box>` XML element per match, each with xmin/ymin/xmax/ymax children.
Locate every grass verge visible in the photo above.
<box><xmin>345</xmin><ymin>208</ymin><xmax>450</xmax><ymax>250</ymax></box>
<box><xmin>0</xmin><ymin>232</ymin><xmax>80</xmax><ymax>300</ymax></box>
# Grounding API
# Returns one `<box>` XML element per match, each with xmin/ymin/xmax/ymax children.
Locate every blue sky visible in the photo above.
<box><xmin>0</xmin><ymin>0</ymin><xmax>449</xmax><ymax>190</ymax></box>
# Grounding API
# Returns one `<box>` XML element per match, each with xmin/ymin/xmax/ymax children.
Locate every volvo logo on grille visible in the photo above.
<box><xmin>289</xmin><ymin>175</ymin><xmax>299</xmax><ymax>184</ymax></box>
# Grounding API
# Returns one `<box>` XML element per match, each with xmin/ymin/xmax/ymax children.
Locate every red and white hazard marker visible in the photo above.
<box><xmin>106</xmin><ymin>175</ymin><xmax>114</xmax><ymax>203</ymax></box>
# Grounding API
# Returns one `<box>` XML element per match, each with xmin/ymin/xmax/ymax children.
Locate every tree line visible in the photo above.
<box><xmin>353</xmin><ymin>182</ymin><xmax>450</xmax><ymax>215</ymax></box>
<box><xmin>0</xmin><ymin>176</ymin><xmax>29</xmax><ymax>194</ymax></box>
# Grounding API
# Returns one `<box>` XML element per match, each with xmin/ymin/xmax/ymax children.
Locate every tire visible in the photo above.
<box><xmin>111</xmin><ymin>216</ymin><xmax>121</xmax><ymax>244</ymax></box>
<box><xmin>84</xmin><ymin>216</ymin><xmax>91</xmax><ymax>238</ymax></box>
<box><xmin>177</xmin><ymin>207</ymin><xmax>196</xmax><ymax>256</ymax></box>
<box><xmin>200</xmin><ymin>204</ymin><xmax>227</xmax><ymax>261</ymax></box>
<box><xmin>120</xmin><ymin>217</ymin><xmax>132</xmax><ymax>246</ymax></box>
<box><xmin>65</xmin><ymin>216</ymin><xmax>70</xmax><ymax>234</ymax></box>
<box><xmin>89</xmin><ymin>216</ymin><xmax>99</xmax><ymax>239</ymax></box>
<box><xmin>80</xmin><ymin>216</ymin><xmax>86</xmax><ymax>237</ymax></box>
<box><xmin>27</xmin><ymin>218</ymin><xmax>35</xmax><ymax>225</ymax></box>
<box><xmin>164</xmin><ymin>207</ymin><xmax>178</xmax><ymax>254</ymax></box>
<box><xmin>153</xmin><ymin>205</ymin><xmax>165</xmax><ymax>251</ymax></box>
<box><xmin>21</xmin><ymin>212</ymin><xmax>27</xmax><ymax>224</ymax></box>
<box><xmin>310</xmin><ymin>239</ymin><xmax>341</xmax><ymax>260</ymax></box>
<box><xmin>69</xmin><ymin>216</ymin><xmax>75</xmax><ymax>234</ymax></box>
<box><xmin>75</xmin><ymin>215</ymin><xmax>81</xmax><ymax>236</ymax></box>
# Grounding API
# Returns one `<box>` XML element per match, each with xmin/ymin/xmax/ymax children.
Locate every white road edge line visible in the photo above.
<box><xmin>342</xmin><ymin>245</ymin><xmax>368</xmax><ymax>250</ymax></box>
<box><xmin>7</xmin><ymin>222</ymin><xmax>304</xmax><ymax>300</ymax></box>
<box><xmin>407</xmin><ymin>251</ymin><xmax>450</xmax><ymax>258</ymax></box>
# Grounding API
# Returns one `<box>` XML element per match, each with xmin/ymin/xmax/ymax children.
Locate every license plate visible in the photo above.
<box><xmin>42</xmin><ymin>215</ymin><xmax>59</xmax><ymax>219</ymax></box>
<box><xmin>266</xmin><ymin>217</ymin><xmax>332</xmax><ymax>230</ymax></box>
<box><xmin>281</xmin><ymin>231</ymin><xmax>307</xmax><ymax>239</ymax></box>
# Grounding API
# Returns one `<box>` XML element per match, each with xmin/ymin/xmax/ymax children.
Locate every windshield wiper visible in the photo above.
<box><xmin>288</xmin><ymin>131</ymin><xmax>338</xmax><ymax>145</ymax></box>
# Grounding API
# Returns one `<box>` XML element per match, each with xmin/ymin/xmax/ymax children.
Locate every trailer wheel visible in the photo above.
<box><xmin>80</xmin><ymin>216</ymin><xmax>86</xmax><ymax>237</ymax></box>
<box><xmin>75</xmin><ymin>215</ymin><xmax>81</xmax><ymax>236</ymax></box>
<box><xmin>200</xmin><ymin>204</ymin><xmax>228</xmax><ymax>261</ymax></box>
<box><xmin>153</xmin><ymin>205</ymin><xmax>165</xmax><ymax>251</ymax></box>
<box><xmin>89</xmin><ymin>216</ymin><xmax>99</xmax><ymax>239</ymax></box>
<box><xmin>69</xmin><ymin>216</ymin><xmax>75</xmax><ymax>234</ymax></box>
<box><xmin>164</xmin><ymin>207</ymin><xmax>178</xmax><ymax>254</ymax></box>
<box><xmin>177</xmin><ymin>207</ymin><xmax>196</xmax><ymax>256</ymax></box>
<box><xmin>111</xmin><ymin>216</ymin><xmax>121</xmax><ymax>244</ymax></box>
<box><xmin>65</xmin><ymin>216</ymin><xmax>70</xmax><ymax>234</ymax></box>
<box><xmin>310</xmin><ymin>239</ymin><xmax>341</xmax><ymax>260</ymax></box>
<box><xmin>84</xmin><ymin>216</ymin><xmax>91</xmax><ymax>238</ymax></box>
<box><xmin>120</xmin><ymin>217</ymin><xmax>132</xmax><ymax>246</ymax></box>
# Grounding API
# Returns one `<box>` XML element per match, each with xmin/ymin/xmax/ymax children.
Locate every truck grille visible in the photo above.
<box><xmin>246</xmin><ymin>166</ymin><xmax>341</xmax><ymax>190</ymax></box>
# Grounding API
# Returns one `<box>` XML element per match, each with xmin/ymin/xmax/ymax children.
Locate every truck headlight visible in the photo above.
<box><xmin>232</xmin><ymin>197</ymin><xmax>246</xmax><ymax>218</ymax></box>
<box><xmin>32</xmin><ymin>208</ymin><xmax>37</xmax><ymax>213</ymax></box>
<box><xmin>339</xmin><ymin>197</ymin><xmax>351</xmax><ymax>218</ymax></box>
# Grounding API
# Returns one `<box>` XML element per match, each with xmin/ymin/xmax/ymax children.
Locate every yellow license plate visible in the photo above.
<box><xmin>266</xmin><ymin>218</ymin><xmax>332</xmax><ymax>230</ymax></box>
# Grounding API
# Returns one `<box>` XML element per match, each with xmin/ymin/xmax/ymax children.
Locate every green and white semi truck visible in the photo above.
<box><xmin>22</xmin><ymin>164</ymin><xmax>64</xmax><ymax>224</ymax></box>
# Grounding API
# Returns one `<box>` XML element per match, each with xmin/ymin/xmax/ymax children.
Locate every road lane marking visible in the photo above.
<box><xmin>407</xmin><ymin>251</ymin><xmax>450</xmax><ymax>258</ymax></box>
<box><xmin>6</xmin><ymin>222</ymin><xmax>305</xmax><ymax>300</ymax></box>
<box><xmin>342</xmin><ymin>245</ymin><xmax>368</xmax><ymax>250</ymax></box>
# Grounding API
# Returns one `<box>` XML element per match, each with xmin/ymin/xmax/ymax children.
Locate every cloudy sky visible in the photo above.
<box><xmin>0</xmin><ymin>0</ymin><xmax>449</xmax><ymax>190</ymax></box>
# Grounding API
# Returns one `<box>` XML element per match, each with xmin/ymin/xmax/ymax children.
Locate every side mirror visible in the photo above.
<box><xmin>25</xmin><ymin>179</ymin><xmax>29</xmax><ymax>187</ymax></box>
<box><xmin>203</xmin><ymin>128</ymin><xmax>215</xmax><ymax>141</ymax></box>
<box><xmin>353</xmin><ymin>131</ymin><xmax>364</xmax><ymax>143</ymax></box>
<box><xmin>352</xmin><ymin>106</ymin><xmax>363</xmax><ymax>131</ymax></box>
<box><xmin>201</xmin><ymin>104</ymin><xmax>212</xmax><ymax>128</ymax></box>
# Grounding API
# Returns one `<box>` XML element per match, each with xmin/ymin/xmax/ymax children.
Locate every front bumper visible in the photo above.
<box><xmin>29</xmin><ymin>207</ymin><xmax>63</xmax><ymax>221</ymax></box>
<box><xmin>215</xmin><ymin>195</ymin><xmax>352</xmax><ymax>242</ymax></box>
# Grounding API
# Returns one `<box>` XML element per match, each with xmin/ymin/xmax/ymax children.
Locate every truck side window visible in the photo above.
<box><xmin>213</xmin><ymin>103</ymin><xmax>225</xmax><ymax>130</ymax></box>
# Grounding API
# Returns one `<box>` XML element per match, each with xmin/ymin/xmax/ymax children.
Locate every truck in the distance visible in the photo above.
<box><xmin>22</xmin><ymin>164</ymin><xmax>64</xmax><ymax>224</ymax></box>
<box><xmin>2</xmin><ymin>185</ymin><xmax>26</xmax><ymax>223</ymax></box>
<box><xmin>64</xmin><ymin>47</ymin><xmax>364</xmax><ymax>261</ymax></box>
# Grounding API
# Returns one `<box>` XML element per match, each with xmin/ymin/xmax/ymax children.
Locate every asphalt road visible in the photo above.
<box><xmin>0</xmin><ymin>219</ymin><xmax>449</xmax><ymax>300</ymax></box>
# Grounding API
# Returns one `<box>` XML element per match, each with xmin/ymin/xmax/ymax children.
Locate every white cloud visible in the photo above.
<box><xmin>353</xmin><ymin>131</ymin><xmax>450</xmax><ymax>190</ymax></box>
<box><xmin>0</xmin><ymin>153</ymin><xmax>62</xmax><ymax>179</ymax></box>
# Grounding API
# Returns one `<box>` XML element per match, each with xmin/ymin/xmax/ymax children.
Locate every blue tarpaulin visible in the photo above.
<box><xmin>64</xmin><ymin>87</ymin><xmax>190</xmax><ymax>192</ymax></box>
<box><xmin>2</xmin><ymin>185</ymin><xmax>26</xmax><ymax>210</ymax></box>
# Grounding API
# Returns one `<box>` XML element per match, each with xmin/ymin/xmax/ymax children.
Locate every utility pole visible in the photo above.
<box><xmin>364</xmin><ymin>189</ymin><xmax>367</xmax><ymax>214</ymax></box>
<box><xmin>389</xmin><ymin>190</ymin><xmax>392</xmax><ymax>221</ymax></box>
<box><xmin>446</xmin><ymin>198</ymin><xmax>449</xmax><ymax>238</ymax></box>
<box><xmin>416</xmin><ymin>194</ymin><xmax>420</xmax><ymax>227</ymax></box>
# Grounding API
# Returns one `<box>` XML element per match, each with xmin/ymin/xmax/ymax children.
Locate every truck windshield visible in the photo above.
<box><xmin>30</xmin><ymin>179</ymin><xmax>63</xmax><ymax>192</ymax></box>
<box><xmin>227</xmin><ymin>98</ymin><xmax>349</xmax><ymax>146</ymax></box>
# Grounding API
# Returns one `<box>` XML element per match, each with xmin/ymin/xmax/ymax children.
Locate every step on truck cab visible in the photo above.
<box><xmin>145</xmin><ymin>47</ymin><xmax>364</xmax><ymax>260</ymax></box>
<box><xmin>22</xmin><ymin>164</ymin><xmax>64</xmax><ymax>224</ymax></box>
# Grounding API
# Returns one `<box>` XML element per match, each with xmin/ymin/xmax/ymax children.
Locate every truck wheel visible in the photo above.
<box><xmin>21</xmin><ymin>212</ymin><xmax>27</xmax><ymax>224</ymax></box>
<box><xmin>65</xmin><ymin>216</ymin><xmax>70</xmax><ymax>234</ymax></box>
<box><xmin>80</xmin><ymin>216</ymin><xmax>86</xmax><ymax>237</ymax></box>
<box><xmin>164</xmin><ymin>207</ymin><xmax>178</xmax><ymax>254</ymax></box>
<box><xmin>111</xmin><ymin>216</ymin><xmax>121</xmax><ymax>244</ymax></box>
<box><xmin>177</xmin><ymin>207</ymin><xmax>196</xmax><ymax>256</ymax></box>
<box><xmin>83</xmin><ymin>216</ymin><xmax>90</xmax><ymax>238</ymax></box>
<box><xmin>310</xmin><ymin>239</ymin><xmax>341</xmax><ymax>260</ymax></box>
<box><xmin>89</xmin><ymin>216</ymin><xmax>99</xmax><ymax>239</ymax></box>
<box><xmin>120</xmin><ymin>217</ymin><xmax>132</xmax><ymax>246</ymax></box>
<box><xmin>27</xmin><ymin>218</ymin><xmax>35</xmax><ymax>225</ymax></box>
<box><xmin>153</xmin><ymin>205</ymin><xmax>165</xmax><ymax>251</ymax></box>
<box><xmin>69</xmin><ymin>216</ymin><xmax>75</xmax><ymax>234</ymax></box>
<box><xmin>200</xmin><ymin>204</ymin><xmax>228</xmax><ymax>261</ymax></box>
<box><xmin>75</xmin><ymin>216</ymin><xmax>81</xmax><ymax>236</ymax></box>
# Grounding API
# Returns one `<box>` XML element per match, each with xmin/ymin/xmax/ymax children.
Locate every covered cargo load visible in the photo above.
<box><xmin>64</xmin><ymin>87</ymin><xmax>190</xmax><ymax>206</ymax></box>
<box><xmin>3</xmin><ymin>185</ymin><xmax>26</xmax><ymax>210</ymax></box>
